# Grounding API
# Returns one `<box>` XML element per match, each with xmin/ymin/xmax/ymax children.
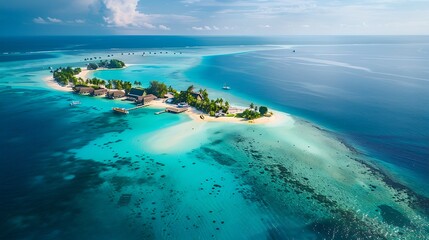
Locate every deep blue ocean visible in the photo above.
<box><xmin>187</xmin><ymin>42</ymin><xmax>429</xmax><ymax>180</ymax></box>
<box><xmin>1</xmin><ymin>36</ymin><xmax>428</xmax><ymax>239</ymax></box>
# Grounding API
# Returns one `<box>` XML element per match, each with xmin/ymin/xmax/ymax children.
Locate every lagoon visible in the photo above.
<box><xmin>0</xmin><ymin>36</ymin><xmax>428</xmax><ymax>239</ymax></box>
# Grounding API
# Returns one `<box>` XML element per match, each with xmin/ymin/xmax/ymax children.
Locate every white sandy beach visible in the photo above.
<box><xmin>43</xmin><ymin>67</ymin><xmax>93</xmax><ymax>92</ymax></box>
<box><xmin>43</xmin><ymin>66</ymin><xmax>286</xmax><ymax>126</ymax></box>
<box><xmin>149</xmin><ymin>98</ymin><xmax>288</xmax><ymax>125</ymax></box>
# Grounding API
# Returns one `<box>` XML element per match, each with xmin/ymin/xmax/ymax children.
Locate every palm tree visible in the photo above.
<box><xmin>201</xmin><ymin>89</ymin><xmax>208</xmax><ymax>100</ymax></box>
<box><xmin>250</xmin><ymin>103</ymin><xmax>254</xmax><ymax>109</ymax></box>
<box><xmin>187</xmin><ymin>85</ymin><xmax>194</xmax><ymax>93</ymax></box>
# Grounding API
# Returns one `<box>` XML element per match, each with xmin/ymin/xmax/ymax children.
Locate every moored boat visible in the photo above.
<box><xmin>70</xmin><ymin>101</ymin><xmax>81</xmax><ymax>106</ymax></box>
<box><xmin>112</xmin><ymin>107</ymin><xmax>129</xmax><ymax>114</ymax></box>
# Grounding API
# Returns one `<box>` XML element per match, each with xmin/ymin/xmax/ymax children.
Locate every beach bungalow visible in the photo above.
<box><xmin>93</xmin><ymin>88</ymin><xmax>108</xmax><ymax>96</ymax></box>
<box><xmin>190</xmin><ymin>92</ymin><xmax>204</xmax><ymax>101</ymax></box>
<box><xmin>107</xmin><ymin>90</ymin><xmax>125</xmax><ymax>99</ymax></box>
<box><xmin>127</xmin><ymin>88</ymin><xmax>146</xmax><ymax>102</ymax></box>
<box><xmin>75</xmin><ymin>87</ymin><xmax>94</xmax><ymax>95</ymax></box>
<box><xmin>137</xmin><ymin>94</ymin><xmax>157</xmax><ymax>105</ymax></box>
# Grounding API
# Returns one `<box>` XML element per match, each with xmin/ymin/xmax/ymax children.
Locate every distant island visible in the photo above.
<box><xmin>49</xmin><ymin>64</ymin><xmax>275</xmax><ymax>123</ymax></box>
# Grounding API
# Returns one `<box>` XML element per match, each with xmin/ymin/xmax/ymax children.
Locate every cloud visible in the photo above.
<box><xmin>74</xmin><ymin>19</ymin><xmax>85</xmax><ymax>24</ymax></box>
<box><xmin>191</xmin><ymin>25</ymin><xmax>229</xmax><ymax>31</ymax></box>
<box><xmin>259</xmin><ymin>24</ymin><xmax>271</xmax><ymax>28</ymax></box>
<box><xmin>192</xmin><ymin>26</ymin><xmax>204</xmax><ymax>31</ymax></box>
<box><xmin>102</xmin><ymin>0</ymin><xmax>153</xmax><ymax>28</ymax></box>
<box><xmin>101</xmin><ymin>0</ymin><xmax>194</xmax><ymax>30</ymax></box>
<box><xmin>33</xmin><ymin>16</ymin><xmax>63</xmax><ymax>24</ymax></box>
<box><xmin>159</xmin><ymin>24</ymin><xmax>170</xmax><ymax>30</ymax></box>
<box><xmin>181</xmin><ymin>0</ymin><xmax>200</xmax><ymax>4</ymax></box>
<box><xmin>47</xmin><ymin>17</ymin><xmax>62</xmax><ymax>23</ymax></box>
<box><xmin>33</xmin><ymin>17</ymin><xmax>47</xmax><ymax>24</ymax></box>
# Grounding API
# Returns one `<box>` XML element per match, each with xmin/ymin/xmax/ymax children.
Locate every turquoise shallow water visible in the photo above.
<box><xmin>1</xmin><ymin>43</ymin><xmax>428</xmax><ymax>239</ymax></box>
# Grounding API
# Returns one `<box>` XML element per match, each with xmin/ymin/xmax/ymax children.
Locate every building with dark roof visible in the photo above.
<box><xmin>127</xmin><ymin>88</ymin><xmax>146</xmax><ymax>101</ymax></box>
<box><xmin>107</xmin><ymin>90</ymin><xmax>125</xmax><ymax>99</ymax></box>
<box><xmin>93</xmin><ymin>88</ymin><xmax>108</xmax><ymax>96</ymax></box>
<box><xmin>137</xmin><ymin>94</ymin><xmax>157</xmax><ymax>105</ymax></box>
<box><xmin>190</xmin><ymin>92</ymin><xmax>203</xmax><ymax>101</ymax></box>
<box><xmin>75</xmin><ymin>87</ymin><xmax>94</xmax><ymax>95</ymax></box>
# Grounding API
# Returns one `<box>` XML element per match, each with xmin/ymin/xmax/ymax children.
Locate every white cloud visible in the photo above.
<box><xmin>102</xmin><ymin>0</ymin><xmax>153</xmax><ymax>28</ymax></box>
<box><xmin>159</xmin><ymin>24</ymin><xmax>170</xmax><ymax>30</ymax></box>
<box><xmin>33</xmin><ymin>16</ymin><xmax>63</xmax><ymax>24</ymax></box>
<box><xmin>192</xmin><ymin>25</ymin><xmax>227</xmax><ymax>31</ymax></box>
<box><xmin>33</xmin><ymin>17</ymin><xmax>47</xmax><ymax>24</ymax></box>
<box><xmin>47</xmin><ymin>17</ymin><xmax>62</xmax><ymax>23</ymax></box>
<box><xmin>101</xmin><ymin>0</ymin><xmax>195</xmax><ymax>30</ymax></box>
<box><xmin>75</xmin><ymin>19</ymin><xmax>85</xmax><ymax>24</ymax></box>
<box><xmin>259</xmin><ymin>24</ymin><xmax>271</xmax><ymax>28</ymax></box>
<box><xmin>192</xmin><ymin>26</ymin><xmax>204</xmax><ymax>30</ymax></box>
<box><xmin>181</xmin><ymin>0</ymin><xmax>200</xmax><ymax>4</ymax></box>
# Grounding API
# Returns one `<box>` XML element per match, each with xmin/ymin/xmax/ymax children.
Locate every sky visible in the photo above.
<box><xmin>1</xmin><ymin>0</ymin><xmax>429</xmax><ymax>36</ymax></box>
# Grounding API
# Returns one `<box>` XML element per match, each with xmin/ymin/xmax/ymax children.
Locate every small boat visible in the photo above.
<box><xmin>112</xmin><ymin>107</ymin><xmax>129</xmax><ymax>114</ymax></box>
<box><xmin>222</xmin><ymin>84</ymin><xmax>231</xmax><ymax>90</ymax></box>
<box><xmin>70</xmin><ymin>101</ymin><xmax>81</xmax><ymax>106</ymax></box>
<box><xmin>200</xmin><ymin>115</ymin><xmax>205</xmax><ymax>120</ymax></box>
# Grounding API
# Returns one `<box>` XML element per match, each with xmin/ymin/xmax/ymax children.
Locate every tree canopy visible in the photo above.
<box><xmin>87</xmin><ymin>59</ymin><xmax>125</xmax><ymax>70</ymax></box>
<box><xmin>146</xmin><ymin>81</ymin><xmax>168</xmax><ymax>98</ymax></box>
<box><xmin>173</xmin><ymin>86</ymin><xmax>229</xmax><ymax>115</ymax></box>
<box><xmin>53</xmin><ymin>66</ymin><xmax>80</xmax><ymax>86</ymax></box>
<box><xmin>259</xmin><ymin>106</ymin><xmax>268</xmax><ymax>115</ymax></box>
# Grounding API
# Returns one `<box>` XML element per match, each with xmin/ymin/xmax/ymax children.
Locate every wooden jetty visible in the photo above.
<box><xmin>112</xmin><ymin>104</ymin><xmax>149</xmax><ymax>114</ymax></box>
<box><xmin>166</xmin><ymin>107</ymin><xmax>188</xmax><ymax>113</ymax></box>
<box><xmin>127</xmin><ymin>104</ymin><xmax>148</xmax><ymax>111</ymax></box>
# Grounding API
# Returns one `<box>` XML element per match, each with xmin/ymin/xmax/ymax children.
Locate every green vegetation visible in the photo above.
<box><xmin>234</xmin><ymin>103</ymin><xmax>269</xmax><ymax>120</ymax></box>
<box><xmin>87</xmin><ymin>63</ymin><xmax>98</xmax><ymax>70</ymax></box>
<box><xmin>107</xmin><ymin>80</ymin><xmax>133</xmax><ymax>93</ymax></box>
<box><xmin>146</xmin><ymin>81</ymin><xmax>168</xmax><ymax>98</ymax></box>
<box><xmin>53</xmin><ymin>67</ymin><xmax>81</xmax><ymax>85</ymax></box>
<box><xmin>87</xmin><ymin>59</ymin><xmax>125</xmax><ymax>70</ymax></box>
<box><xmin>237</xmin><ymin>109</ymin><xmax>261</xmax><ymax>120</ymax></box>
<box><xmin>52</xmin><ymin>64</ymin><xmax>269</xmax><ymax>119</ymax></box>
<box><xmin>173</xmin><ymin>85</ymin><xmax>229</xmax><ymax>114</ymax></box>
<box><xmin>259</xmin><ymin>106</ymin><xmax>268</xmax><ymax>115</ymax></box>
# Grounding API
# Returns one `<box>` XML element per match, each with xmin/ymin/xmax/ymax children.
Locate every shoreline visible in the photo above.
<box><xmin>149</xmin><ymin>99</ymin><xmax>287</xmax><ymax>125</ymax></box>
<box><xmin>43</xmin><ymin>66</ymin><xmax>285</xmax><ymax>125</ymax></box>
<box><xmin>43</xmin><ymin>67</ymin><xmax>93</xmax><ymax>92</ymax></box>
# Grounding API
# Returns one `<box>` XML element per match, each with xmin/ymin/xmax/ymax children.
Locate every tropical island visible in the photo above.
<box><xmin>47</xmin><ymin>64</ymin><xmax>276</xmax><ymax>124</ymax></box>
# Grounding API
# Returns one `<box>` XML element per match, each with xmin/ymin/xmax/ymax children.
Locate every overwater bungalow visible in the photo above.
<box><xmin>93</xmin><ymin>88</ymin><xmax>108</xmax><ymax>96</ymax></box>
<box><xmin>107</xmin><ymin>90</ymin><xmax>125</xmax><ymax>99</ymax></box>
